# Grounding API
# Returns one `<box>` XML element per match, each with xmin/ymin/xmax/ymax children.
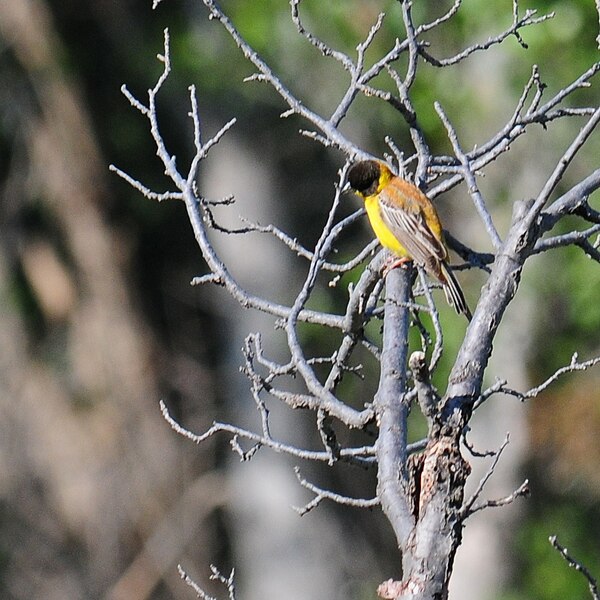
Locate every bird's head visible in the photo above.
<box><xmin>346</xmin><ymin>160</ymin><xmax>393</xmax><ymax>198</ymax></box>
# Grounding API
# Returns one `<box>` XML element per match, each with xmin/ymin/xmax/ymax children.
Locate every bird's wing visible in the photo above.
<box><xmin>377</xmin><ymin>186</ymin><xmax>448</xmax><ymax>271</ymax></box>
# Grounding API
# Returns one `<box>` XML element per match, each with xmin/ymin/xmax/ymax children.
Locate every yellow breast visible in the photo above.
<box><xmin>364</xmin><ymin>195</ymin><xmax>409</xmax><ymax>257</ymax></box>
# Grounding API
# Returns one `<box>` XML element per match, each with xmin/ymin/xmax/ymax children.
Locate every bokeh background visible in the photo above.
<box><xmin>0</xmin><ymin>1</ymin><xmax>599</xmax><ymax>599</ymax></box>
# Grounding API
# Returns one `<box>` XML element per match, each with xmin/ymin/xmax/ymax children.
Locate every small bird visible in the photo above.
<box><xmin>347</xmin><ymin>159</ymin><xmax>471</xmax><ymax>320</ymax></box>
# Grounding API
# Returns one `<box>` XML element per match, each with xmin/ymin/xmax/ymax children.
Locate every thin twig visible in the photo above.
<box><xmin>549</xmin><ymin>537</ymin><xmax>600</xmax><ymax>600</ymax></box>
<box><xmin>520</xmin><ymin>353</ymin><xmax>600</xmax><ymax>400</ymax></box>
<box><xmin>460</xmin><ymin>434</ymin><xmax>511</xmax><ymax>518</ymax></box>
<box><xmin>416</xmin><ymin>268</ymin><xmax>444</xmax><ymax>370</ymax></box>
<box><xmin>435</xmin><ymin>102</ymin><xmax>502</xmax><ymax>248</ymax></box>
<box><xmin>420</xmin><ymin>7</ymin><xmax>554</xmax><ymax>67</ymax></box>
<box><xmin>533</xmin><ymin>224</ymin><xmax>600</xmax><ymax>254</ymax></box>
<box><xmin>532</xmin><ymin>107</ymin><xmax>600</xmax><ymax>216</ymax></box>
<box><xmin>293</xmin><ymin>467</ymin><xmax>379</xmax><ymax>515</ymax></box>
<box><xmin>478</xmin><ymin>354</ymin><xmax>600</xmax><ymax>404</ymax></box>
<box><xmin>467</xmin><ymin>479</ymin><xmax>530</xmax><ymax>516</ymax></box>
<box><xmin>178</xmin><ymin>564</ymin><xmax>237</xmax><ymax>600</ymax></box>
<box><xmin>160</xmin><ymin>400</ymin><xmax>376</xmax><ymax>465</ymax></box>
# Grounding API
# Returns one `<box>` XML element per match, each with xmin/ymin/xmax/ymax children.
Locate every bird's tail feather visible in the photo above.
<box><xmin>441</xmin><ymin>264</ymin><xmax>472</xmax><ymax>321</ymax></box>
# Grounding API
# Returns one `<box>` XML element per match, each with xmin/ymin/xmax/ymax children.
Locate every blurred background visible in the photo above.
<box><xmin>0</xmin><ymin>0</ymin><xmax>598</xmax><ymax>599</ymax></box>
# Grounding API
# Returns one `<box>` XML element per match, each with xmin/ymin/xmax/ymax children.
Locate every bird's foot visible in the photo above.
<box><xmin>382</xmin><ymin>256</ymin><xmax>412</xmax><ymax>277</ymax></box>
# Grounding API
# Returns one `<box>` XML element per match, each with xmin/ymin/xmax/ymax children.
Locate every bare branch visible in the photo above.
<box><xmin>330</xmin><ymin>12</ymin><xmax>387</xmax><ymax>126</ymax></box>
<box><xmin>476</xmin><ymin>378</ymin><xmax>522</xmax><ymax>409</ymax></box>
<box><xmin>596</xmin><ymin>0</ymin><xmax>600</xmax><ymax>49</ymax></box>
<box><xmin>478</xmin><ymin>354</ymin><xmax>600</xmax><ymax>406</ymax></box>
<box><xmin>400</xmin><ymin>1</ymin><xmax>419</xmax><ymax>89</ymax></box>
<box><xmin>549</xmin><ymin>537</ymin><xmax>600</xmax><ymax>600</ymax></box>
<box><xmin>179</xmin><ymin>565</ymin><xmax>217</xmax><ymax>600</ymax></box>
<box><xmin>198</xmin><ymin>0</ymin><xmax>368</xmax><ymax>157</ymax></box>
<box><xmin>520</xmin><ymin>353</ymin><xmax>600</xmax><ymax>400</ymax></box>
<box><xmin>533</xmin><ymin>62</ymin><xmax>600</xmax><ymax>119</ymax></box>
<box><xmin>160</xmin><ymin>400</ymin><xmax>376</xmax><ymax>465</ymax></box>
<box><xmin>533</xmin><ymin>223</ymin><xmax>600</xmax><ymax>254</ymax></box>
<box><xmin>191</xmin><ymin>273</ymin><xmax>222</xmax><ymax>286</ymax></box>
<box><xmin>540</xmin><ymin>168</ymin><xmax>600</xmax><ymax>229</ymax></box>
<box><xmin>416</xmin><ymin>268</ymin><xmax>444</xmax><ymax>370</ymax></box>
<box><xmin>384</xmin><ymin>67</ymin><xmax>432</xmax><ymax>185</ymax></box>
<box><xmin>293</xmin><ymin>467</ymin><xmax>379</xmax><ymax>516</ymax></box>
<box><xmin>289</xmin><ymin>0</ymin><xmax>354</xmax><ymax>70</ymax></box>
<box><xmin>108</xmin><ymin>164</ymin><xmax>182</xmax><ymax>201</ymax></box>
<box><xmin>575</xmin><ymin>239</ymin><xmax>600</xmax><ymax>262</ymax></box>
<box><xmin>233</xmin><ymin>213</ymin><xmax>376</xmax><ymax>273</ymax></box>
<box><xmin>460</xmin><ymin>434</ymin><xmax>510</xmax><ymax>518</ymax></box>
<box><xmin>435</xmin><ymin>102</ymin><xmax>502</xmax><ymax>248</ymax></box>
<box><xmin>531</xmin><ymin>107</ymin><xmax>600</xmax><ymax>215</ymax></box>
<box><xmin>357</xmin><ymin>12</ymin><xmax>387</xmax><ymax>56</ymax></box>
<box><xmin>321</xmin><ymin>252</ymin><xmax>387</xmax><ymax>391</ymax></box>
<box><xmin>375</xmin><ymin>267</ymin><xmax>415</xmax><ymax>547</ymax></box>
<box><xmin>113</xmin><ymin>31</ymin><xmax>360</xmax><ymax>335</ymax></box>
<box><xmin>462</xmin><ymin>426</ymin><xmax>499</xmax><ymax>458</ymax></box>
<box><xmin>444</xmin><ymin>231</ymin><xmax>495</xmax><ymax>272</ymax></box>
<box><xmin>120</xmin><ymin>82</ymin><xmax>149</xmax><ymax>115</ymax></box>
<box><xmin>460</xmin><ymin>432</ymin><xmax>530</xmax><ymax>519</ymax></box>
<box><xmin>420</xmin><ymin>6</ymin><xmax>554</xmax><ymax>67</ymax></box>
<box><xmin>419</xmin><ymin>0</ymin><xmax>462</xmax><ymax>34</ymax></box>
<box><xmin>467</xmin><ymin>479</ymin><xmax>530</xmax><ymax>516</ymax></box>
<box><xmin>178</xmin><ymin>564</ymin><xmax>237</xmax><ymax>600</ymax></box>
<box><xmin>280</xmin><ymin>165</ymin><xmax>379</xmax><ymax>427</ymax></box>
<box><xmin>409</xmin><ymin>351</ymin><xmax>439</xmax><ymax>428</ymax></box>
<box><xmin>187</xmin><ymin>84</ymin><xmax>237</xmax><ymax>184</ymax></box>
<box><xmin>429</xmin><ymin>62</ymin><xmax>600</xmax><ymax>201</ymax></box>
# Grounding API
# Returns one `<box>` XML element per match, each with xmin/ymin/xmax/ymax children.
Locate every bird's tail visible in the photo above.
<box><xmin>440</xmin><ymin>263</ymin><xmax>472</xmax><ymax>320</ymax></box>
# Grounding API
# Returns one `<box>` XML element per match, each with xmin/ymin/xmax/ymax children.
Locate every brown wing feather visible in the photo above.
<box><xmin>377</xmin><ymin>186</ymin><xmax>448</xmax><ymax>273</ymax></box>
<box><xmin>377</xmin><ymin>178</ymin><xmax>472</xmax><ymax>319</ymax></box>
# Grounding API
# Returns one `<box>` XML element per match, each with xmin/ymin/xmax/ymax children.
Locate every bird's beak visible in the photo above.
<box><xmin>342</xmin><ymin>181</ymin><xmax>352</xmax><ymax>194</ymax></box>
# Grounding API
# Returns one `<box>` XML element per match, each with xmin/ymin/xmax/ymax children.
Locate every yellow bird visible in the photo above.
<box><xmin>347</xmin><ymin>159</ymin><xmax>471</xmax><ymax>320</ymax></box>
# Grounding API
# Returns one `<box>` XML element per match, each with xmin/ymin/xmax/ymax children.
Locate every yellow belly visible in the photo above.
<box><xmin>365</xmin><ymin>196</ymin><xmax>408</xmax><ymax>257</ymax></box>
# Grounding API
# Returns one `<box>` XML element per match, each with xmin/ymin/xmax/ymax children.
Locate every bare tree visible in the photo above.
<box><xmin>112</xmin><ymin>1</ymin><xmax>600</xmax><ymax>598</ymax></box>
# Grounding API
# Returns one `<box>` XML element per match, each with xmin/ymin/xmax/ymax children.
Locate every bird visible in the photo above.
<box><xmin>347</xmin><ymin>159</ymin><xmax>471</xmax><ymax>320</ymax></box>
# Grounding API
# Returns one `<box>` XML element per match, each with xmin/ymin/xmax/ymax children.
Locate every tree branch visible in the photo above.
<box><xmin>293</xmin><ymin>467</ymin><xmax>379</xmax><ymax>516</ymax></box>
<box><xmin>374</xmin><ymin>266</ymin><xmax>414</xmax><ymax>547</ymax></box>
<box><xmin>178</xmin><ymin>564</ymin><xmax>237</xmax><ymax>600</ymax></box>
<box><xmin>549</xmin><ymin>537</ymin><xmax>600</xmax><ymax>600</ymax></box>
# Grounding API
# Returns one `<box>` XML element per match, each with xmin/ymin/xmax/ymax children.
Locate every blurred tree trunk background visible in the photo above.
<box><xmin>0</xmin><ymin>1</ymin><xmax>225</xmax><ymax>598</ymax></box>
<box><xmin>0</xmin><ymin>1</ymin><xmax>598</xmax><ymax>599</ymax></box>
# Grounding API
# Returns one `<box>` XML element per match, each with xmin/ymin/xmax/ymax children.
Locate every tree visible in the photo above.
<box><xmin>112</xmin><ymin>1</ymin><xmax>600</xmax><ymax>598</ymax></box>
